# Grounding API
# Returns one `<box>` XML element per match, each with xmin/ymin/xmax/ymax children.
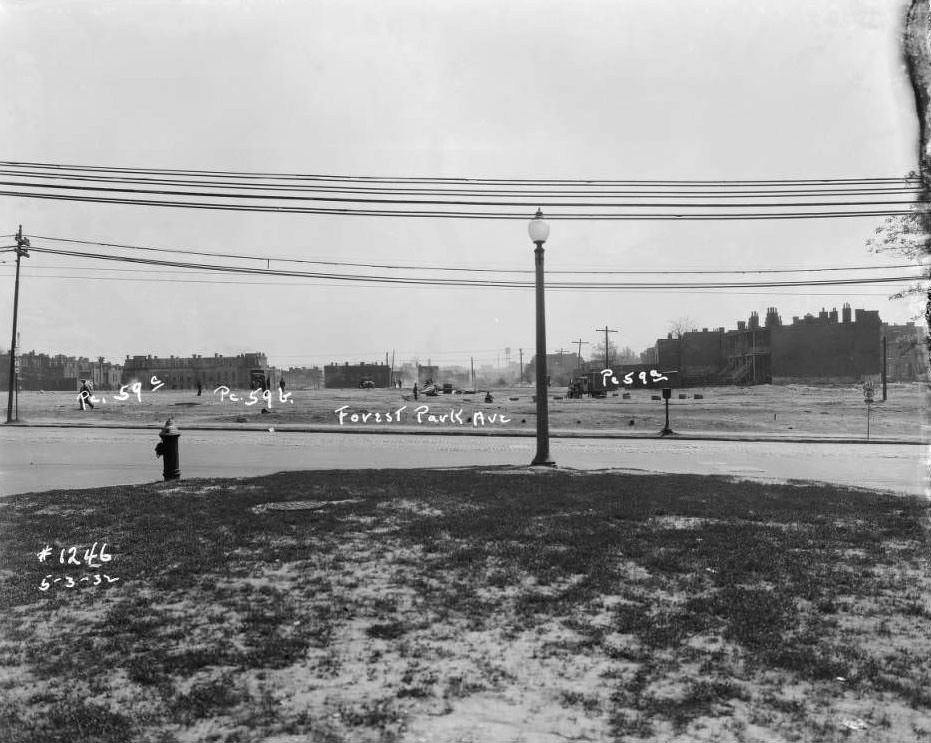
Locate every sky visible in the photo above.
<box><xmin>0</xmin><ymin>0</ymin><xmax>925</xmax><ymax>371</ymax></box>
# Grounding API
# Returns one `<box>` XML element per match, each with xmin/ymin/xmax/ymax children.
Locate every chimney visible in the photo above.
<box><xmin>829</xmin><ymin>307</ymin><xmax>838</xmax><ymax>323</ymax></box>
<box><xmin>842</xmin><ymin>303</ymin><xmax>852</xmax><ymax>323</ymax></box>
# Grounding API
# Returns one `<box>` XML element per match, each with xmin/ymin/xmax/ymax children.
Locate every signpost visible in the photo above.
<box><xmin>863</xmin><ymin>380</ymin><xmax>874</xmax><ymax>440</ymax></box>
<box><xmin>660</xmin><ymin>387</ymin><xmax>674</xmax><ymax>436</ymax></box>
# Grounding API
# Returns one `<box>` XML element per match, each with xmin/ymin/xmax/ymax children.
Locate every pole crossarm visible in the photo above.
<box><xmin>596</xmin><ymin>326</ymin><xmax>618</xmax><ymax>369</ymax></box>
<box><xmin>571</xmin><ymin>338</ymin><xmax>589</xmax><ymax>368</ymax></box>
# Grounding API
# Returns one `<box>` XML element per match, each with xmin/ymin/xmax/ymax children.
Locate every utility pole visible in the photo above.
<box><xmin>470</xmin><ymin>357</ymin><xmax>475</xmax><ymax>389</ymax></box>
<box><xmin>519</xmin><ymin>348</ymin><xmax>524</xmax><ymax>384</ymax></box>
<box><xmin>596</xmin><ymin>326</ymin><xmax>618</xmax><ymax>370</ymax></box>
<box><xmin>571</xmin><ymin>338</ymin><xmax>589</xmax><ymax>370</ymax></box>
<box><xmin>882</xmin><ymin>336</ymin><xmax>887</xmax><ymax>401</ymax></box>
<box><xmin>6</xmin><ymin>226</ymin><xmax>30</xmax><ymax>424</ymax></box>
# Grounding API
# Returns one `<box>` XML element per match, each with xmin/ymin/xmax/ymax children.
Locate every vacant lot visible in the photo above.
<box><xmin>9</xmin><ymin>382</ymin><xmax>929</xmax><ymax>439</ymax></box>
<box><xmin>1</xmin><ymin>468</ymin><xmax>929</xmax><ymax>742</ymax></box>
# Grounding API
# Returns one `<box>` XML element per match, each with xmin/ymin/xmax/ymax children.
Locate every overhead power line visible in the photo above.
<box><xmin>24</xmin><ymin>245</ymin><xmax>926</xmax><ymax>290</ymax></box>
<box><xmin>0</xmin><ymin>169</ymin><xmax>923</xmax><ymax>198</ymax></box>
<box><xmin>4</xmin><ymin>178</ymin><xmax>924</xmax><ymax>208</ymax></box>
<box><xmin>27</xmin><ymin>235</ymin><xmax>924</xmax><ymax>276</ymax></box>
<box><xmin>0</xmin><ymin>167</ymin><xmax>923</xmax><ymax>197</ymax></box>
<box><xmin>0</xmin><ymin>160</ymin><xmax>922</xmax><ymax>185</ymax></box>
<box><xmin>0</xmin><ymin>160</ymin><xmax>924</xmax><ymax>220</ymax></box>
<box><xmin>1</xmin><ymin>190</ymin><xmax>921</xmax><ymax>220</ymax></box>
<box><xmin>0</xmin><ymin>269</ymin><xmax>915</xmax><ymax>298</ymax></box>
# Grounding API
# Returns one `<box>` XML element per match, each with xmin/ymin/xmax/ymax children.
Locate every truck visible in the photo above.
<box><xmin>567</xmin><ymin>371</ymin><xmax>612</xmax><ymax>399</ymax></box>
<box><xmin>249</xmin><ymin>368</ymin><xmax>278</xmax><ymax>391</ymax></box>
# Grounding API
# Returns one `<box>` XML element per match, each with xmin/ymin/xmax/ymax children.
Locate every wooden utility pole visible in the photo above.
<box><xmin>519</xmin><ymin>348</ymin><xmax>524</xmax><ymax>384</ymax></box>
<box><xmin>6</xmin><ymin>226</ymin><xmax>30</xmax><ymax>424</ymax></box>
<box><xmin>571</xmin><ymin>338</ymin><xmax>589</xmax><ymax>370</ymax></box>
<box><xmin>596</xmin><ymin>326</ymin><xmax>618</xmax><ymax>369</ymax></box>
<box><xmin>882</xmin><ymin>336</ymin><xmax>888</xmax><ymax>401</ymax></box>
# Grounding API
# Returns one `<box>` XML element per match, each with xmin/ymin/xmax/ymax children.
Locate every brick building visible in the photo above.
<box><xmin>0</xmin><ymin>350</ymin><xmax>123</xmax><ymax>391</ymax></box>
<box><xmin>770</xmin><ymin>305</ymin><xmax>881</xmax><ymax>382</ymax></box>
<box><xmin>122</xmin><ymin>352</ymin><xmax>271</xmax><ymax>389</ymax></box>
<box><xmin>324</xmin><ymin>361</ymin><xmax>392</xmax><ymax>388</ymax></box>
<box><xmin>282</xmin><ymin>366</ymin><xmax>324</xmax><ymax>389</ymax></box>
<box><xmin>649</xmin><ymin>303</ymin><xmax>901</xmax><ymax>387</ymax></box>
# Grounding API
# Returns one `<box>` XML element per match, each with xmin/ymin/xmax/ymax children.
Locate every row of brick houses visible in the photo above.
<box><xmin>571</xmin><ymin>304</ymin><xmax>926</xmax><ymax>388</ymax></box>
<box><xmin>0</xmin><ymin>351</ymin><xmax>122</xmax><ymax>391</ymax></box>
<box><xmin>3</xmin><ymin>304</ymin><xmax>926</xmax><ymax>392</ymax></box>
<box><xmin>121</xmin><ymin>352</ymin><xmax>272</xmax><ymax>390</ymax></box>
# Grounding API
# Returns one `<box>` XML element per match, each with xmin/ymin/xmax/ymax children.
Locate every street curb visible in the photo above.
<box><xmin>3</xmin><ymin>421</ymin><xmax>926</xmax><ymax>446</ymax></box>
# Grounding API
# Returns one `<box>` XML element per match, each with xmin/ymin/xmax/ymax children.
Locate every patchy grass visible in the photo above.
<box><xmin>10</xmin><ymin>382</ymin><xmax>929</xmax><ymax>439</ymax></box>
<box><xmin>0</xmin><ymin>467</ymin><xmax>928</xmax><ymax>742</ymax></box>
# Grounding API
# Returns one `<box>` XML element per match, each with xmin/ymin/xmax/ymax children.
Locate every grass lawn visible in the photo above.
<box><xmin>0</xmin><ymin>468</ymin><xmax>929</xmax><ymax>742</ymax></box>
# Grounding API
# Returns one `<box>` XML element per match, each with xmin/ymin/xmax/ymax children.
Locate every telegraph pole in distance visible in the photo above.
<box><xmin>519</xmin><ymin>348</ymin><xmax>524</xmax><ymax>384</ymax></box>
<box><xmin>571</xmin><ymin>338</ymin><xmax>589</xmax><ymax>370</ymax></box>
<box><xmin>596</xmin><ymin>326</ymin><xmax>618</xmax><ymax>369</ymax></box>
<box><xmin>6</xmin><ymin>226</ymin><xmax>30</xmax><ymax>424</ymax></box>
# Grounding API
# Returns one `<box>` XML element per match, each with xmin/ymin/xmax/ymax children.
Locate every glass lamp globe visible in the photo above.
<box><xmin>528</xmin><ymin>209</ymin><xmax>550</xmax><ymax>244</ymax></box>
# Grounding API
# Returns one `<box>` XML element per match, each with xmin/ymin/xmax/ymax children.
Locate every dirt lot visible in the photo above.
<box><xmin>9</xmin><ymin>382</ymin><xmax>930</xmax><ymax>439</ymax></box>
<box><xmin>1</xmin><ymin>468</ymin><xmax>929</xmax><ymax>742</ymax></box>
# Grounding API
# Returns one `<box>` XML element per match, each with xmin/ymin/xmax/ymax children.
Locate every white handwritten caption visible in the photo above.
<box><xmin>214</xmin><ymin>386</ymin><xmax>293</xmax><ymax>407</ymax></box>
<box><xmin>600</xmin><ymin>368</ymin><xmax>672</xmax><ymax>387</ymax></box>
<box><xmin>37</xmin><ymin>542</ymin><xmax>119</xmax><ymax>591</ymax></box>
<box><xmin>335</xmin><ymin>405</ymin><xmax>511</xmax><ymax>427</ymax></box>
<box><xmin>78</xmin><ymin>376</ymin><xmax>166</xmax><ymax>406</ymax></box>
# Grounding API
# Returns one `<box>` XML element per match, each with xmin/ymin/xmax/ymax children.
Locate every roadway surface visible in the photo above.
<box><xmin>0</xmin><ymin>427</ymin><xmax>926</xmax><ymax>497</ymax></box>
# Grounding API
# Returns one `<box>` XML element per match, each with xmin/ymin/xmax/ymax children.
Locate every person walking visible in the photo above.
<box><xmin>413</xmin><ymin>382</ymin><xmax>419</xmax><ymax>401</ymax></box>
<box><xmin>279</xmin><ymin>377</ymin><xmax>286</xmax><ymax>394</ymax></box>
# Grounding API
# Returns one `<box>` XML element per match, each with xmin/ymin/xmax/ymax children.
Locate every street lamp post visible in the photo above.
<box><xmin>529</xmin><ymin>209</ymin><xmax>554</xmax><ymax>467</ymax></box>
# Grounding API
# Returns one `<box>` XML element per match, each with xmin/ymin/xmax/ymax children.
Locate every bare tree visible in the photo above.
<box><xmin>668</xmin><ymin>317</ymin><xmax>698</xmax><ymax>339</ymax></box>
<box><xmin>592</xmin><ymin>338</ymin><xmax>618</xmax><ymax>367</ymax></box>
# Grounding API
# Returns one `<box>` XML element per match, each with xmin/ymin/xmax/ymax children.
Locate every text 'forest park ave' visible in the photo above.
<box><xmin>335</xmin><ymin>405</ymin><xmax>511</xmax><ymax>427</ymax></box>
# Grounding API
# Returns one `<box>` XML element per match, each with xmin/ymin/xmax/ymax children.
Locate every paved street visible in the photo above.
<box><xmin>0</xmin><ymin>427</ymin><xmax>925</xmax><ymax>497</ymax></box>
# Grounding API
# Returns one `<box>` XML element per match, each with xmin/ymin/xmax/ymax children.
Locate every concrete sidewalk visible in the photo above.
<box><xmin>4</xmin><ymin>419</ymin><xmax>926</xmax><ymax>446</ymax></box>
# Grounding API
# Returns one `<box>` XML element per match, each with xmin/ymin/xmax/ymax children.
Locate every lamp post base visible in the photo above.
<box><xmin>530</xmin><ymin>457</ymin><xmax>557</xmax><ymax>467</ymax></box>
<box><xmin>659</xmin><ymin>427</ymin><xmax>674</xmax><ymax>437</ymax></box>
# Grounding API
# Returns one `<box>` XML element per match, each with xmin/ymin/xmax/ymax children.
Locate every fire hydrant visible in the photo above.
<box><xmin>155</xmin><ymin>417</ymin><xmax>181</xmax><ymax>480</ymax></box>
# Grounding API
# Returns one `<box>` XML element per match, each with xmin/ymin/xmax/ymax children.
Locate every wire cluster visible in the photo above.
<box><xmin>0</xmin><ymin>161</ymin><xmax>926</xmax><ymax>220</ymax></box>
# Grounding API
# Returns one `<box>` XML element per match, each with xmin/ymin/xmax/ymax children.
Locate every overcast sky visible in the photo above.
<box><xmin>0</xmin><ymin>0</ymin><xmax>923</xmax><ymax>370</ymax></box>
